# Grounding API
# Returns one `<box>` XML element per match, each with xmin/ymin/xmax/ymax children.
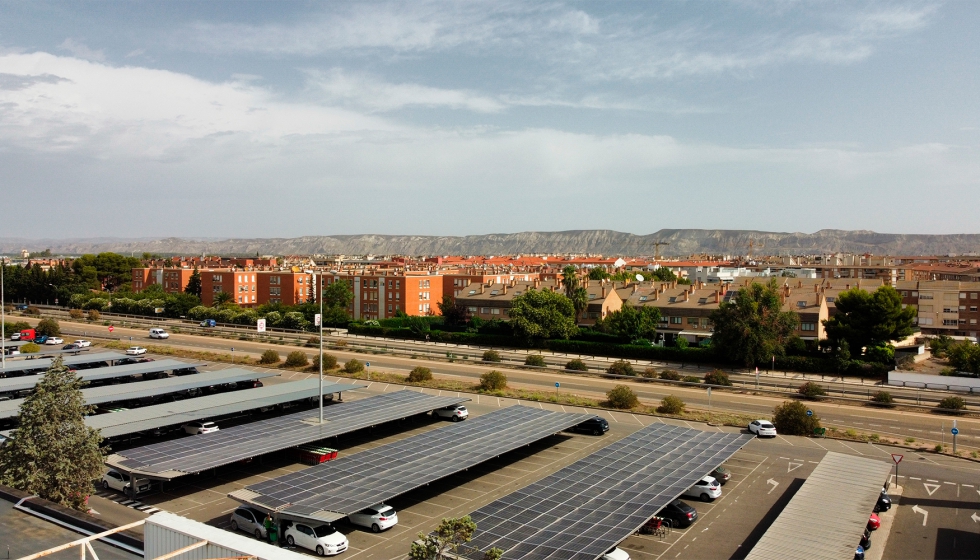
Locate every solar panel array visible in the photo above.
<box><xmin>234</xmin><ymin>405</ymin><xmax>592</xmax><ymax>520</ymax></box>
<box><xmin>0</xmin><ymin>368</ymin><xmax>275</xmax><ymax>419</ymax></box>
<box><xmin>0</xmin><ymin>352</ymin><xmax>126</xmax><ymax>377</ymax></box>
<box><xmin>110</xmin><ymin>390</ymin><xmax>466</xmax><ymax>478</ymax></box>
<box><xmin>0</xmin><ymin>358</ymin><xmax>202</xmax><ymax>394</ymax></box>
<box><xmin>463</xmin><ymin>423</ymin><xmax>754</xmax><ymax>560</ymax></box>
<box><xmin>87</xmin><ymin>378</ymin><xmax>364</xmax><ymax>438</ymax></box>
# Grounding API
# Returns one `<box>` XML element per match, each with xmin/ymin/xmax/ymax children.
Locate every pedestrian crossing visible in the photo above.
<box><xmin>92</xmin><ymin>489</ymin><xmax>164</xmax><ymax>514</ymax></box>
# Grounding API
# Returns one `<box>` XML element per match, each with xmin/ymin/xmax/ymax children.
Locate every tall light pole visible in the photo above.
<box><xmin>318</xmin><ymin>271</ymin><xmax>324</xmax><ymax>424</ymax></box>
<box><xmin>2</xmin><ymin>260</ymin><xmax>6</xmax><ymax>368</ymax></box>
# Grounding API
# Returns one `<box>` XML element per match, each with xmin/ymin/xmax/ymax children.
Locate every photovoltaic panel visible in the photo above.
<box><xmin>108</xmin><ymin>390</ymin><xmax>466</xmax><ymax>479</ymax></box>
<box><xmin>461</xmin><ymin>423</ymin><xmax>754</xmax><ymax>560</ymax></box>
<box><xmin>0</xmin><ymin>359</ymin><xmax>202</xmax><ymax>394</ymax></box>
<box><xmin>0</xmin><ymin>352</ymin><xmax>126</xmax><ymax>377</ymax></box>
<box><xmin>230</xmin><ymin>405</ymin><xmax>593</xmax><ymax>521</ymax></box>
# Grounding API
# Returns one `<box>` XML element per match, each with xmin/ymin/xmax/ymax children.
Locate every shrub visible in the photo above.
<box><xmin>657</xmin><ymin>395</ymin><xmax>686</xmax><ymax>414</ymax></box>
<box><xmin>938</xmin><ymin>396</ymin><xmax>966</xmax><ymax>412</ymax></box>
<box><xmin>285</xmin><ymin>351</ymin><xmax>309</xmax><ymax>367</ymax></box>
<box><xmin>35</xmin><ymin>318</ymin><xmax>61</xmax><ymax>337</ymax></box>
<box><xmin>674</xmin><ymin>337</ymin><xmax>688</xmax><ymax>349</ymax></box>
<box><xmin>565</xmin><ymin>359</ymin><xmax>589</xmax><ymax>372</ymax></box>
<box><xmin>259</xmin><ymin>350</ymin><xmax>281</xmax><ymax>365</ymax></box>
<box><xmin>772</xmin><ymin>400</ymin><xmax>821</xmax><ymax>436</ymax></box>
<box><xmin>482</xmin><ymin>350</ymin><xmax>501</xmax><ymax>363</ymax></box>
<box><xmin>343</xmin><ymin>359</ymin><xmax>364</xmax><ymax>373</ymax></box>
<box><xmin>871</xmin><ymin>391</ymin><xmax>894</xmax><ymax>407</ymax></box>
<box><xmin>682</xmin><ymin>375</ymin><xmax>701</xmax><ymax>383</ymax></box>
<box><xmin>312</xmin><ymin>353</ymin><xmax>338</xmax><ymax>370</ymax></box>
<box><xmin>69</xmin><ymin>309</ymin><xmax>84</xmax><ymax>320</ymax></box>
<box><xmin>641</xmin><ymin>367</ymin><xmax>658</xmax><ymax>378</ymax></box>
<box><xmin>703</xmin><ymin>369</ymin><xmax>732</xmax><ymax>386</ymax></box>
<box><xmin>480</xmin><ymin>370</ymin><xmax>508</xmax><ymax>391</ymax></box>
<box><xmin>87</xmin><ymin>310</ymin><xmax>101</xmax><ymax>321</ymax></box>
<box><xmin>607</xmin><ymin>360</ymin><xmax>636</xmax><ymax>376</ymax></box>
<box><xmin>334</xmin><ymin>339</ymin><xmax>348</xmax><ymax>348</ymax></box>
<box><xmin>20</xmin><ymin>342</ymin><xmax>41</xmax><ymax>353</ymax></box>
<box><xmin>24</xmin><ymin>306</ymin><xmax>41</xmax><ymax>316</ymax></box>
<box><xmin>865</xmin><ymin>345</ymin><xmax>895</xmax><ymax>365</ymax></box>
<box><xmin>797</xmin><ymin>382</ymin><xmax>827</xmax><ymax>400</ymax></box>
<box><xmin>606</xmin><ymin>385</ymin><xmax>639</xmax><ymax>409</ymax></box>
<box><xmin>660</xmin><ymin>369</ymin><xmax>681</xmax><ymax>381</ymax></box>
<box><xmin>408</xmin><ymin>366</ymin><xmax>433</xmax><ymax>382</ymax></box>
<box><xmin>524</xmin><ymin>354</ymin><xmax>546</xmax><ymax>367</ymax></box>
<box><xmin>934</xmin><ymin>444</ymin><xmax>945</xmax><ymax>453</ymax></box>
<box><xmin>306</xmin><ymin>336</ymin><xmax>320</xmax><ymax>347</ymax></box>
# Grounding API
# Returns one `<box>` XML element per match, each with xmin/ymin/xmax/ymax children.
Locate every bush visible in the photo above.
<box><xmin>408</xmin><ymin>366</ymin><xmax>433</xmax><ymax>382</ymax></box>
<box><xmin>480</xmin><ymin>370</ymin><xmax>508</xmax><ymax>391</ymax></box>
<box><xmin>87</xmin><ymin>310</ymin><xmax>101</xmax><ymax>322</ymax></box>
<box><xmin>660</xmin><ymin>369</ymin><xmax>681</xmax><ymax>381</ymax></box>
<box><xmin>343</xmin><ymin>359</ymin><xmax>364</xmax><ymax>373</ymax></box>
<box><xmin>69</xmin><ymin>309</ymin><xmax>84</xmax><ymax>320</ymax></box>
<box><xmin>24</xmin><ymin>306</ymin><xmax>41</xmax><ymax>316</ymax></box>
<box><xmin>871</xmin><ymin>391</ymin><xmax>894</xmax><ymax>407</ymax></box>
<box><xmin>312</xmin><ymin>353</ymin><xmax>338</xmax><ymax>370</ymax></box>
<box><xmin>938</xmin><ymin>396</ymin><xmax>966</xmax><ymax>412</ymax></box>
<box><xmin>797</xmin><ymin>382</ymin><xmax>827</xmax><ymax>400</ymax></box>
<box><xmin>285</xmin><ymin>351</ymin><xmax>309</xmax><ymax>367</ymax></box>
<box><xmin>482</xmin><ymin>350</ymin><xmax>501</xmax><ymax>363</ymax></box>
<box><xmin>865</xmin><ymin>345</ymin><xmax>895</xmax><ymax>365</ymax></box>
<box><xmin>565</xmin><ymin>358</ymin><xmax>589</xmax><ymax>372</ymax></box>
<box><xmin>682</xmin><ymin>375</ymin><xmax>701</xmax><ymax>383</ymax></box>
<box><xmin>524</xmin><ymin>354</ymin><xmax>546</xmax><ymax>367</ymax></box>
<box><xmin>606</xmin><ymin>385</ymin><xmax>639</xmax><ymax>409</ymax></box>
<box><xmin>674</xmin><ymin>337</ymin><xmax>688</xmax><ymax>350</ymax></box>
<box><xmin>641</xmin><ymin>367</ymin><xmax>658</xmax><ymax>378</ymax></box>
<box><xmin>259</xmin><ymin>350</ymin><xmax>281</xmax><ymax>364</ymax></box>
<box><xmin>35</xmin><ymin>318</ymin><xmax>61</xmax><ymax>337</ymax></box>
<box><xmin>607</xmin><ymin>360</ymin><xmax>636</xmax><ymax>376</ymax></box>
<box><xmin>20</xmin><ymin>342</ymin><xmax>41</xmax><ymax>353</ymax></box>
<box><xmin>703</xmin><ymin>369</ymin><xmax>732</xmax><ymax>386</ymax></box>
<box><xmin>657</xmin><ymin>395</ymin><xmax>686</xmax><ymax>414</ymax></box>
<box><xmin>772</xmin><ymin>400</ymin><xmax>821</xmax><ymax>436</ymax></box>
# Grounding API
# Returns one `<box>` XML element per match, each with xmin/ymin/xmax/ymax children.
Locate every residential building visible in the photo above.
<box><xmin>320</xmin><ymin>271</ymin><xmax>443</xmax><ymax>320</ymax></box>
<box><xmin>896</xmin><ymin>280</ymin><xmax>980</xmax><ymax>338</ymax></box>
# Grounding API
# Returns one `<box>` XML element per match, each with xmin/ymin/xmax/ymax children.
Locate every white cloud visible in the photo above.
<box><xmin>307</xmin><ymin>69</ymin><xmax>505</xmax><ymax>113</ymax></box>
<box><xmin>58</xmin><ymin>39</ymin><xmax>106</xmax><ymax>62</ymax></box>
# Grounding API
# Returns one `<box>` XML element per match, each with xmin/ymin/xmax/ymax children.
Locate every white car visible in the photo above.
<box><xmin>682</xmin><ymin>476</ymin><xmax>722</xmax><ymax>502</ymax></box>
<box><xmin>101</xmin><ymin>469</ymin><xmax>152</xmax><ymax>496</ymax></box>
<box><xmin>229</xmin><ymin>507</ymin><xmax>268</xmax><ymax>540</ymax></box>
<box><xmin>10</xmin><ymin>332</ymin><xmax>21</xmax><ymax>341</ymax></box>
<box><xmin>433</xmin><ymin>405</ymin><xmax>469</xmax><ymax>421</ymax></box>
<box><xmin>748</xmin><ymin>420</ymin><xmax>777</xmax><ymax>438</ymax></box>
<box><xmin>603</xmin><ymin>547</ymin><xmax>631</xmax><ymax>560</ymax></box>
<box><xmin>45</xmin><ymin>337</ymin><xmax>64</xmax><ymax>345</ymax></box>
<box><xmin>348</xmin><ymin>503</ymin><xmax>398</xmax><ymax>533</ymax></box>
<box><xmin>149</xmin><ymin>328</ymin><xmax>169</xmax><ymax>339</ymax></box>
<box><xmin>74</xmin><ymin>340</ymin><xmax>92</xmax><ymax>348</ymax></box>
<box><xmin>284</xmin><ymin>522</ymin><xmax>348</xmax><ymax>556</ymax></box>
<box><xmin>126</xmin><ymin>346</ymin><xmax>147</xmax><ymax>356</ymax></box>
<box><xmin>183</xmin><ymin>421</ymin><xmax>219</xmax><ymax>435</ymax></box>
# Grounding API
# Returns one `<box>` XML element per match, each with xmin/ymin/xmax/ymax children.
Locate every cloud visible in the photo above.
<box><xmin>307</xmin><ymin>69</ymin><xmax>505</xmax><ymax>113</ymax></box>
<box><xmin>58</xmin><ymin>38</ymin><xmax>106</xmax><ymax>62</ymax></box>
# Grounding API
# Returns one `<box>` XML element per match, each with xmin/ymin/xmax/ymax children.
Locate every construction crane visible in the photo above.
<box><xmin>651</xmin><ymin>241</ymin><xmax>670</xmax><ymax>261</ymax></box>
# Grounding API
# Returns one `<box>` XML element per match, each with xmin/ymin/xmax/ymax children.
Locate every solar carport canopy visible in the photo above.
<box><xmin>0</xmin><ymin>359</ymin><xmax>203</xmax><ymax>394</ymax></box>
<box><xmin>230</xmin><ymin>405</ymin><xmax>591</xmax><ymax>522</ymax></box>
<box><xmin>0</xmin><ymin>368</ymin><xmax>276</xmax><ymax>419</ymax></box>
<box><xmin>88</xmin><ymin>378</ymin><xmax>365</xmax><ymax>439</ymax></box>
<box><xmin>744</xmin><ymin>452</ymin><xmax>891</xmax><ymax>560</ymax></box>
<box><xmin>462</xmin><ymin>423</ymin><xmax>753</xmax><ymax>560</ymax></box>
<box><xmin>0</xmin><ymin>352</ymin><xmax>126</xmax><ymax>377</ymax></box>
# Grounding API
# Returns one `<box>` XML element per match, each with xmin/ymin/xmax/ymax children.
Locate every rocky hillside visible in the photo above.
<box><xmin>2</xmin><ymin>229</ymin><xmax>979</xmax><ymax>257</ymax></box>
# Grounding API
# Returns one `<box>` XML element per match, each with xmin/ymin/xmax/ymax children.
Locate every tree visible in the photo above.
<box><xmin>164</xmin><ymin>292</ymin><xmax>201</xmax><ymax>318</ymax></box>
<box><xmin>823</xmin><ymin>286</ymin><xmax>916</xmax><ymax>354</ymax></box>
<box><xmin>651</xmin><ymin>267</ymin><xmax>677</xmax><ymax>283</ymax></box>
<box><xmin>323</xmin><ymin>279</ymin><xmax>354</xmax><ymax>309</ymax></box>
<box><xmin>946</xmin><ymin>341</ymin><xmax>980</xmax><ymax>375</ymax></box>
<box><xmin>709</xmin><ymin>279</ymin><xmax>799</xmax><ymax>367</ymax></box>
<box><xmin>185</xmin><ymin>267</ymin><xmax>203</xmax><ymax>298</ymax></box>
<box><xmin>214</xmin><ymin>291</ymin><xmax>234</xmax><ymax>306</ymax></box>
<box><xmin>562</xmin><ymin>266</ymin><xmax>589</xmax><ymax>323</ymax></box>
<box><xmin>35</xmin><ymin>318</ymin><xmax>61</xmax><ymax>337</ymax></box>
<box><xmin>438</xmin><ymin>295</ymin><xmax>468</xmax><ymax>327</ymax></box>
<box><xmin>508</xmin><ymin>288</ymin><xmax>578</xmax><ymax>343</ymax></box>
<box><xmin>0</xmin><ymin>357</ymin><xmax>105</xmax><ymax>510</ymax></box>
<box><xmin>409</xmin><ymin>516</ymin><xmax>478</xmax><ymax>560</ymax></box>
<box><xmin>605</xmin><ymin>303</ymin><xmax>661</xmax><ymax>344</ymax></box>
<box><xmin>405</xmin><ymin>315</ymin><xmax>431</xmax><ymax>336</ymax></box>
<box><xmin>588</xmin><ymin>267</ymin><xmax>609</xmax><ymax>281</ymax></box>
<box><xmin>771</xmin><ymin>400</ymin><xmax>821</xmax><ymax>436</ymax></box>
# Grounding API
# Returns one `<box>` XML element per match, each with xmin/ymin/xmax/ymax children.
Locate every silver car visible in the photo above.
<box><xmin>229</xmin><ymin>507</ymin><xmax>268</xmax><ymax>540</ymax></box>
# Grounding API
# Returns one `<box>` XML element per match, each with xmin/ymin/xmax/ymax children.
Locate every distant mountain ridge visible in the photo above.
<box><xmin>2</xmin><ymin>229</ymin><xmax>979</xmax><ymax>257</ymax></box>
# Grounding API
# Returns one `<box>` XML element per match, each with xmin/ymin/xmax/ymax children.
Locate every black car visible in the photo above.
<box><xmin>875</xmin><ymin>489</ymin><xmax>892</xmax><ymax>513</ymax></box>
<box><xmin>571</xmin><ymin>416</ymin><xmax>609</xmax><ymax>436</ymax></box>
<box><xmin>62</xmin><ymin>343</ymin><xmax>81</xmax><ymax>350</ymax></box>
<box><xmin>659</xmin><ymin>499</ymin><xmax>697</xmax><ymax>528</ymax></box>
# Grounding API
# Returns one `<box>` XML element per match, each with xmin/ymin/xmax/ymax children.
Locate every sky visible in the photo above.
<box><xmin>0</xmin><ymin>0</ymin><xmax>978</xmax><ymax>238</ymax></box>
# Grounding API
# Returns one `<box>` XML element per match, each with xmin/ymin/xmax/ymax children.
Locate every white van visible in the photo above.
<box><xmin>149</xmin><ymin>328</ymin><xmax>170</xmax><ymax>339</ymax></box>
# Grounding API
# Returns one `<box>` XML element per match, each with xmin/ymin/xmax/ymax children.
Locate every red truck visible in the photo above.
<box><xmin>18</xmin><ymin>329</ymin><xmax>36</xmax><ymax>341</ymax></box>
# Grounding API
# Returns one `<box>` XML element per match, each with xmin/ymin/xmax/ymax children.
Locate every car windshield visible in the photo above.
<box><xmin>760</xmin><ymin>422</ymin><xmax>774</xmax><ymax>428</ymax></box>
<box><xmin>457</xmin><ymin>406</ymin><xmax>466</xmax><ymax>411</ymax></box>
<box><xmin>313</xmin><ymin>525</ymin><xmax>337</xmax><ymax>537</ymax></box>
<box><xmin>202</xmin><ymin>422</ymin><xmax>215</xmax><ymax>427</ymax></box>
<box><xmin>378</xmin><ymin>506</ymin><xmax>395</xmax><ymax>516</ymax></box>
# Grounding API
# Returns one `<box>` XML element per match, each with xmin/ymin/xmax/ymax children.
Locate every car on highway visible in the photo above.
<box><xmin>74</xmin><ymin>340</ymin><xmax>92</xmax><ymax>347</ymax></box>
<box><xmin>348</xmin><ymin>503</ymin><xmax>398</xmax><ymax>532</ymax></box>
<box><xmin>125</xmin><ymin>346</ymin><xmax>147</xmax><ymax>356</ymax></box>
<box><xmin>229</xmin><ymin>507</ymin><xmax>268</xmax><ymax>540</ymax></box>
<box><xmin>44</xmin><ymin>337</ymin><xmax>64</xmax><ymax>345</ymax></box>
<box><xmin>200</xmin><ymin>319</ymin><xmax>216</xmax><ymax>327</ymax></box>
<box><xmin>149</xmin><ymin>328</ymin><xmax>169</xmax><ymax>339</ymax></box>
<box><xmin>748</xmin><ymin>419</ymin><xmax>777</xmax><ymax>437</ymax></box>
<box><xmin>659</xmin><ymin>499</ymin><xmax>697</xmax><ymax>528</ymax></box>
<box><xmin>868</xmin><ymin>513</ymin><xmax>880</xmax><ymax>530</ymax></box>
<box><xmin>711</xmin><ymin>465</ymin><xmax>731</xmax><ymax>485</ymax></box>
<box><xmin>571</xmin><ymin>415</ymin><xmax>609</xmax><ymax>436</ymax></box>
<box><xmin>182</xmin><ymin>420</ymin><xmax>219</xmax><ymax>435</ymax></box>
<box><xmin>875</xmin><ymin>488</ymin><xmax>892</xmax><ymax>512</ymax></box>
<box><xmin>602</xmin><ymin>547</ymin><xmax>630</xmax><ymax>560</ymax></box>
<box><xmin>682</xmin><ymin>476</ymin><xmax>722</xmax><ymax>502</ymax></box>
<box><xmin>433</xmin><ymin>405</ymin><xmax>469</xmax><ymax>421</ymax></box>
<box><xmin>284</xmin><ymin>522</ymin><xmax>348</xmax><ymax>556</ymax></box>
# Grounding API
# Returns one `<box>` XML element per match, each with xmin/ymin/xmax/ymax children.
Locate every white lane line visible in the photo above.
<box><xmin>909</xmin><ymin>477</ymin><xmax>921</xmax><ymax>480</ymax></box>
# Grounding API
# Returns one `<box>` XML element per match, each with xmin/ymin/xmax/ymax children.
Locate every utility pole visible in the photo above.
<box><xmin>1</xmin><ymin>261</ymin><xmax>5</xmax><ymax>369</ymax></box>
<box><xmin>318</xmin><ymin>271</ymin><xmax>324</xmax><ymax>424</ymax></box>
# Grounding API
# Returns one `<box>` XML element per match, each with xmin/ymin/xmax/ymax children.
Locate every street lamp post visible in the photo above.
<box><xmin>2</xmin><ymin>261</ymin><xmax>6</xmax><ymax>369</ymax></box>
<box><xmin>319</xmin><ymin>271</ymin><xmax>324</xmax><ymax>424</ymax></box>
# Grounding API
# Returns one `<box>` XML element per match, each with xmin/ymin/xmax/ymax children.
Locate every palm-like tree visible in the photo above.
<box><xmin>214</xmin><ymin>291</ymin><xmax>234</xmax><ymax>306</ymax></box>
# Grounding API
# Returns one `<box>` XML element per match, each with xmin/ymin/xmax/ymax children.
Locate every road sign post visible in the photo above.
<box><xmin>256</xmin><ymin>318</ymin><xmax>266</xmax><ymax>333</ymax></box>
<box><xmin>952</xmin><ymin>421</ymin><xmax>959</xmax><ymax>454</ymax></box>
<box><xmin>891</xmin><ymin>453</ymin><xmax>903</xmax><ymax>489</ymax></box>
<box><xmin>108</xmin><ymin>325</ymin><xmax>114</xmax><ymax>333</ymax></box>
<box><xmin>555</xmin><ymin>381</ymin><xmax>560</xmax><ymax>395</ymax></box>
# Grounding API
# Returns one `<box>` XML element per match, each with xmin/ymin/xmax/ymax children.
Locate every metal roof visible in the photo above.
<box><xmin>0</xmin><ymin>352</ymin><xmax>126</xmax><ymax>376</ymax></box>
<box><xmin>0</xmin><ymin>368</ymin><xmax>276</xmax><ymax>419</ymax></box>
<box><xmin>0</xmin><ymin>359</ymin><xmax>204</xmax><ymax>394</ymax></box>
<box><xmin>230</xmin><ymin>405</ymin><xmax>589</xmax><ymax>522</ymax></box>
<box><xmin>145</xmin><ymin>511</ymin><xmax>309</xmax><ymax>560</ymax></box>
<box><xmin>87</xmin><ymin>378</ymin><xmax>364</xmax><ymax>439</ymax></box>
<box><xmin>887</xmin><ymin>370</ymin><xmax>980</xmax><ymax>391</ymax></box>
<box><xmin>110</xmin><ymin>390</ymin><xmax>465</xmax><ymax>480</ymax></box>
<box><xmin>744</xmin><ymin>452</ymin><xmax>892</xmax><ymax>560</ymax></box>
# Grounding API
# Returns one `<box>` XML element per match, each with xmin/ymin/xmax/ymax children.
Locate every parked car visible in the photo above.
<box><xmin>433</xmin><ymin>405</ymin><xmax>469</xmax><ymax>421</ymax></box>
<box><xmin>868</xmin><ymin>513</ymin><xmax>880</xmax><ymax>531</ymax></box>
<box><xmin>875</xmin><ymin>488</ymin><xmax>892</xmax><ymax>512</ymax></box>
<box><xmin>174</xmin><ymin>367</ymin><xmax>199</xmax><ymax>376</ymax></box>
<box><xmin>284</xmin><ymin>523</ymin><xmax>348</xmax><ymax>556</ymax></box>
<box><xmin>3</xmin><ymin>347</ymin><xmax>20</xmax><ymax>356</ymax></box>
<box><xmin>183</xmin><ymin>421</ymin><xmax>219</xmax><ymax>435</ymax></box>
<box><xmin>101</xmin><ymin>469</ymin><xmax>152</xmax><ymax>496</ymax></box>
<box><xmin>35</xmin><ymin>335</ymin><xmax>48</xmax><ymax>344</ymax></box>
<box><xmin>602</xmin><ymin>547</ymin><xmax>631</xmax><ymax>560</ymax></box>
<box><xmin>682</xmin><ymin>476</ymin><xmax>722</xmax><ymax>502</ymax></box>
<box><xmin>74</xmin><ymin>340</ymin><xmax>92</xmax><ymax>348</ymax></box>
<box><xmin>10</xmin><ymin>332</ymin><xmax>20</xmax><ymax>341</ymax></box>
<box><xmin>62</xmin><ymin>343</ymin><xmax>81</xmax><ymax>350</ymax></box>
<box><xmin>748</xmin><ymin>420</ymin><xmax>777</xmax><ymax>437</ymax></box>
<box><xmin>45</xmin><ymin>337</ymin><xmax>64</xmax><ymax>345</ymax></box>
<box><xmin>659</xmin><ymin>499</ymin><xmax>697</xmax><ymax>528</ymax></box>
<box><xmin>571</xmin><ymin>415</ymin><xmax>609</xmax><ymax>435</ymax></box>
<box><xmin>126</xmin><ymin>346</ymin><xmax>148</xmax><ymax>356</ymax></box>
<box><xmin>711</xmin><ymin>466</ymin><xmax>732</xmax><ymax>485</ymax></box>
<box><xmin>229</xmin><ymin>507</ymin><xmax>268</xmax><ymax>540</ymax></box>
<box><xmin>200</xmin><ymin>319</ymin><xmax>216</xmax><ymax>327</ymax></box>
<box><xmin>348</xmin><ymin>503</ymin><xmax>398</xmax><ymax>532</ymax></box>
<box><xmin>149</xmin><ymin>328</ymin><xmax>169</xmax><ymax>339</ymax></box>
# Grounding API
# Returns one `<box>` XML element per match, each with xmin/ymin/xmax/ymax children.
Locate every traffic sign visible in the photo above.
<box><xmin>256</xmin><ymin>318</ymin><xmax>266</xmax><ymax>333</ymax></box>
<box><xmin>555</xmin><ymin>382</ymin><xmax>560</xmax><ymax>388</ymax></box>
<box><xmin>891</xmin><ymin>454</ymin><xmax>903</xmax><ymax>465</ymax></box>
<box><xmin>951</xmin><ymin>427</ymin><xmax>959</xmax><ymax>435</ymax></box>
<box><xmin>314</xmin><ymin>314</ymin><xmax>321</xmax><ymax>327</ymax></box>
<box><xmin>107</xmin><ymin>325</ymin><xmax>114</xmax><ymax>333</ymax></box>
<box><xmin>365</xmin><ymin>362</ymin><xmax>370</xmax><ymax>367</ymax></box>
<box><xmin>806</xmin><ymin>409</ymin><xmax>813</xmax><ymax>416</ymax></box>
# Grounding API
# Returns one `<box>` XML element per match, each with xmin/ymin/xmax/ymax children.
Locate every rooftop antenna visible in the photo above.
<box><xmin>652</xmin><ymin>241</ymin><xmax>670</xmax><ymax>261</ymax></box>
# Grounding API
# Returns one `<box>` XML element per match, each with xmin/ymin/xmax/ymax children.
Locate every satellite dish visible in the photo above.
<box><xmin>635</xmin><ymin>274</ymin><xmax>644</xmax><ymax>282</ymax></box>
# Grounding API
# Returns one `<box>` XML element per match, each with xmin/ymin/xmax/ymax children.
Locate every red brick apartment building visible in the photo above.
<box><xmin>131</xmin><ymin>268</ymin><xmax>195</xmax><ymax>293</ymax></box>
<box><xmin>321</xmin><ymin>271</ymin><xmax>442</xmax><ymax>320</ymax></box>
